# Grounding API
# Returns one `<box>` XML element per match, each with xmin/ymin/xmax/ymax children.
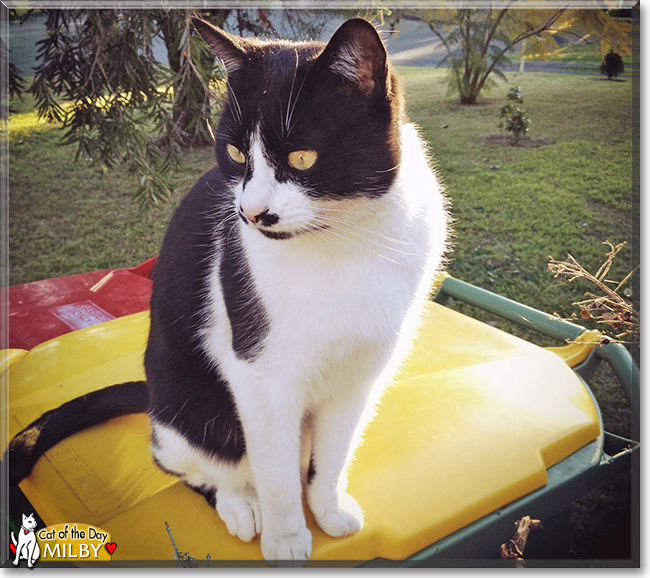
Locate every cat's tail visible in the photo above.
<box><xmin>6</xmin><ymin>381</ymin><xmax>149</xmax><ymax>485</ymax></box>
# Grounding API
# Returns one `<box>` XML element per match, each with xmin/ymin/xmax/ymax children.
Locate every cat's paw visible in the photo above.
<box><xmin>261</xmin><ymin>527</ymin><xmax>312</xmax><ymax>564</ymax></box>
<box><xmin>309</xmin><ymin>492</ymin><xmax>364</xmax><ymax>537</ymax></box>
<box><xmin>216</xmin><ymin>491</ymin><xmax>262</xmax><ymax>542</ymax></box>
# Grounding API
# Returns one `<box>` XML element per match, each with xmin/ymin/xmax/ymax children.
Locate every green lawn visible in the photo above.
<box><xmin>6</xmin><ymin>67</ymin><xmax>636</xmax><ymax>559</ymax></box>
<box><xmin>401</xmin><ymin>68</ymin><xmax>634</xmax><ymax>321</ymax></box>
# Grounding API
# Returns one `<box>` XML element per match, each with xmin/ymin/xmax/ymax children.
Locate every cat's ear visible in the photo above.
<box><xmin>317</xmin><ymin>18</ymin><xmax>388</xmax><ymax>96</ymax></box>
<box><xmin>192</xmin><ymin>16</ymin><xmax>247</xmax><ymax>75</ymax></box>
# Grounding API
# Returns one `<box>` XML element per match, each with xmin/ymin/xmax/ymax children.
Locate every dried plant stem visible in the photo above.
<box><xmin>548</xmin><ymin>241</ymin><xmax>639</xmax><ymax>344</ymax></box>
<box><xmin>500</xmin><ymin>516</ymin><xmax>543</xmax><ymax>567</ymax></box>
<box><xmin>165</xmin><ymin>521</ymin><xmax>211</xmax><ymax>568</ymax></box>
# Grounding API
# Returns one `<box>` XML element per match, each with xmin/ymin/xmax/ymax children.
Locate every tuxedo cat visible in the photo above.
<box><xmin>8</xmin><ymin>17</ymin><xmax>450</xmax><ymax>562</ymax></box>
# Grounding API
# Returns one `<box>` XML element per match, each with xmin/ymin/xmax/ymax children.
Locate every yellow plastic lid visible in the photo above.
<box><xmin>4</xmin><ymin>302</ymin><xmax>600</xmax><ymax>564</ymax></box>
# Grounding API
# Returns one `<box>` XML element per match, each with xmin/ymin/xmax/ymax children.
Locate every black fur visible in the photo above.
<box><xmin>6</xmin><ymin>381</ymin><xmax>148</xmax><ymax>485</ymax></box>
<box><xmin>184</xmin><ymin>482</ymin><xmax>218</xmax><ymax>509</ymax></box>
<box><xmin>256</xmin><ymin>210</ymin><xmax>279</xmax><ymax>227</ymax></box>
<box><xmin>307</xmin><ymin>455</ymin><xmax>316</xmax><ymax>484</ymax></box>
<box><xmin>145</xmin><ymin>167</ymin><xmax>249</xmax><ymax>464</ymax></box>
<box><xmin>219</xmin><ymin>225</ymin><xmax>271</xmax><ymax>361</ymax></box>
<box><xmin>208</xmin><ymin>18</ymin><xmax>405</xmax><ymax>208</ymax></box>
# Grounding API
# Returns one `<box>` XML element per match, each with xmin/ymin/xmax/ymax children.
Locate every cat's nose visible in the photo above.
<box><xmin>240</xmin><ymin>205</ymin><xmax>264</xmax><ymax>223</ymax></box>
<box><xmin>240</xmin><ymin>206</ymin><xmax>279</xmax><ymax>227</ymax></box>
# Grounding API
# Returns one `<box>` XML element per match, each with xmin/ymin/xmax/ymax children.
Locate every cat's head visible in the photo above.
<box><xmin>193</xmin><ymin>17</ymin><xmax>405</xmax><ymax>240</ymax></box>
<box><xmin>22</xmin><ymin>513</ymin><xmax>37</xmax><ymax>530</ymax></box>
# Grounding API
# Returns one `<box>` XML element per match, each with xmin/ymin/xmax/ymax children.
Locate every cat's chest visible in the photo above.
<box><xmin>241</xmin><ymin>231</ymin><xmax>422</xmax><ymax>341</ymax></box>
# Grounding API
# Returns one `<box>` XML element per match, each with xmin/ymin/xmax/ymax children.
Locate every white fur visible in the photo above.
<box><xmin>156</xmin><ymin>122</ymin><xmax>448</xmax><ymax>561</ymax></box>
<box><xmin>12</xmin><ymin>514</ymin><xmax>41</xmax><ymax>567</ymax></box>
<box><xmin>237</xmin><ymin>131</ymin><xmax>315</xmax><ymax>232</ymax></box>
<box><xmin>151</xmin><ymin>421</ymin><xmax>261</xmax><ymax>542</ymax></box>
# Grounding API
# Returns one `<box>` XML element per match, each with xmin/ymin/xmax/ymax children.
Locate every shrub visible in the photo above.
<box><xmin>600</xmin><ymin>49</ymin><xmax>625</xmax><ymax>80</ymax></box>
<box><xmin>498</xmin><ymin>87</ymin><xmax>531</xmax><ymax>144</ymax></box>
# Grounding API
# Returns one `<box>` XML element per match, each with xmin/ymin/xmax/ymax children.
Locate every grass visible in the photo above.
<box><xmin>542</xmin><ymin>42</ymin><xmax>634</xmax><ymax>65</ymax></box>
<box><xmin>402</xmin><ymin>68</ymin><xmax>634</xmax><ymax>332</ymax></box>
<box><xmin>6</xmin><ymin>67</ymin><xmax>636</xmax><ymax>562</ymax></box>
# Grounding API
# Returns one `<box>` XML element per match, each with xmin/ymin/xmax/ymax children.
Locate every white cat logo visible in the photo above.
<box><xmin>11</xmin><ymin>513</ymin><xmax>41</xmax><ymax>567</ymax></box>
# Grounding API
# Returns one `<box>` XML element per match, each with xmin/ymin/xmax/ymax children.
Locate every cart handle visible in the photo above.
<box><xmin>433</xmin><ymin>275</ymin><xmax>585</xmax><ymax>341</ymax></box>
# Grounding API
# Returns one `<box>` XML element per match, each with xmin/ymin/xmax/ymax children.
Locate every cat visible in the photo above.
<box><xmin>12</xmin><ymin>513</ymin><xmax>41</xmax><ymax>567</ymax></box>
<box><xmin>7</xmin><ymin>17</ymin><xmax>450</xmax><ymax>562</ymax></box>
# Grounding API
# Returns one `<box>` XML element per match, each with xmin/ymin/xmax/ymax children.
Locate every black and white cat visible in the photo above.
<box><xmin>8</xmin><ymin>17</ymin><xmax>450</xmax><ymax>562</ymax></box>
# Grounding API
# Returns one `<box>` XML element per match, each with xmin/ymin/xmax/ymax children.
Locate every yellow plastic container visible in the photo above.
<box><xmin>4</xmin><ymin>302</ymin><xmax>600</xmax><ymax>564</ymax></box>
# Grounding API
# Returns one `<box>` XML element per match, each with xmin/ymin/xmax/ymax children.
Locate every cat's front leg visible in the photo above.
<box><xmin>26</xmin><ymin>543</ymin><xmax>36</xmax><ymax>568</ymax></box>
<box><xmin>307</xmin><ymin>388</ymin><xmax>371</xmax><ymax>538</ymax></box>
<box><xmin>233</xmin><ymin>385</ymin><xmax>312</xmax><ymax>562</ymax></box>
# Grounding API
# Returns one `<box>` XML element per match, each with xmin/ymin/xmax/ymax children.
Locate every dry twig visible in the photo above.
<box><xmin>548</xmin><ymin>241</ymin><xmax>639</xmax><ymax>344</ymax></box>
<box><xmin>165</xmin><ymin>521</ymin><xmax>211</xmax><ymax>568</ymax></box>
<box><xmin>500</xmin><ymin>516</ymin><xmax>543</xmax><ymax>568</ymax></box>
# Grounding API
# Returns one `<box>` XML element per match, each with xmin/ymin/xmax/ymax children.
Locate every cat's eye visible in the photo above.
<box><xmin>227</xmin><ymin>144</ymin><xmax>246</xmax><ymax>164</ymax></box>
<box><xmin>288</xmin><ymin>150</ymin><xmax>318</xmax><ymax>171</ymax></box>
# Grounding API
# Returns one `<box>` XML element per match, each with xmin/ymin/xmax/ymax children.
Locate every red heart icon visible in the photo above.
<box><xmin>24</xmin><ymin>530</ymin><xmax>29</xmax><ymax>535</ymax></box>
<box><xmin>9</xmin><ymin>544</ymin><xmax>16</xmax><ymax>555</ymax></box>
<box><xmin>105</xmin><ymin>543</ymin><xmax>117</xmax><ymax>555</ymax></box>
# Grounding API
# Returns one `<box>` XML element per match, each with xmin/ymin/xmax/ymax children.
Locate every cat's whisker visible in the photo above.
<box><xmin>375</xmin><ymin>163</ymin><xmax>402</xmax><ymax>173</ymax></box>
<box><xmin>148</xmin><ymin>404</ymin><xmax>170</xmax><ymax>421</ymax></box>
<box><xmin>226</xmin><ymin>79</ymin><xmax>242</xmax><ymax>123</ymax></box>
<box><xmin>272</xmin><ymin>120</ymin><xmax>284</xmax><ymax>144</ymax></box>
<box><xmin>315</xmin><ymin>214</ymin><xmax>415</xmax><ymax>247</ymax></box>
<box><xmin>223</xmin><ymin>211</ymin><xmax>244</xmax><ymax>250</ymax></box>
<box><xmin>284</xmin><ymin>49</ymin><xmax>300</xmax><ymax>138</ymax></box>
<box><xmin>314</xmin><ymin>216</ymin><xmax>417</xmax><ymax>256</ymax></box>
<box><xmin>286</xmin><ymin>61</ymin><xmax>310</xmax><ymax>140</ymax></box>
<box><xmin>214</xmin><ymin>122</ymin><xmax>238</xmax><ymax>140</ymax></box>
<box><xmin>205</xmin><ymin>180</ymin><xmax>221</xmax><ymax>198</ymax></box>
<box><xmin>312</xmin><ymin>219</ymin><xmax>415</xmax><ymax>260</ymax></box>
<box><xmin>310</xmin><ymin>229</ymin><xmax>345</xmax><ymax>253</ymax></box>
<box><xmin>309</xmin><ymin>219</ymin><xmax>402</xmax><ymax>265</ymax></box>
<box><xmin>314</xmin><ymin>206</ymin><xmax>392</xmax><ymax>217</ymax></box>
<box><xmin>202</xmin><ymin>415</ymin><xmax>219</xmax><ymax>443</ymax></box>
<box><xmin>168</xmin><ymin>399</ymin><xmax>190</xmax><ymax>426</ymax></box>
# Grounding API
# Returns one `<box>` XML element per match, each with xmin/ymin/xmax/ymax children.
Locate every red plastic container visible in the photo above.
<box><xmin>5</xmin><ymin>258</ymin><xmax>156</xmax><ymax>350</ymax></box>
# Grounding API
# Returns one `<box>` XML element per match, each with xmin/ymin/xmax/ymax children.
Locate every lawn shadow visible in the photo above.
<box><xmin>592</xmin><ymin>77</ymin><xmax>628</xmax><ymax>82</ymax></box>
<box><xmin>480</xmin><ymin>135</ymin><xmax>553</xmax><ymax>148</ymax></box>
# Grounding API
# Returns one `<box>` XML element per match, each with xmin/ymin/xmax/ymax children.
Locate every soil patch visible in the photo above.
<box><xmin>481</xmin><ymin>135</ymin><xmax>553</xmax><ymax>148</ymax></box>
<box><xmin>448</xmin><ymin>98</ymin><xmax>498</xmax><ymax>107</ymax></box>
